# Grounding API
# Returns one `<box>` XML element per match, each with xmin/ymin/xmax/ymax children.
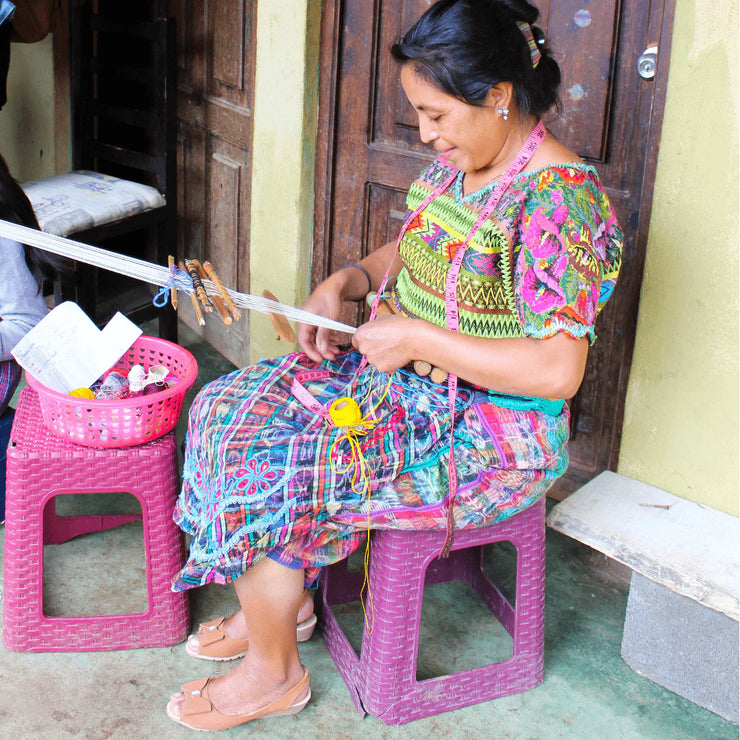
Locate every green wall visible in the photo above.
<box><xmin>248</xmin><ymin>0</ymin><xmax>321</xmax><ymax>363</ymax></box>
<box><xmin>0</xmin><ymin>37</ymin><xmax>56</xmax><ymax>181</ymax></box>
<box><xmin>617</xmin><ymin>0</ymin><xmax>739</xmax><ymax>515</ymax></box>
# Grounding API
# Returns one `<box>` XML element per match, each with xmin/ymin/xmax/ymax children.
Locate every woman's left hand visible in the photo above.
<box><xmin>352</xmin><ymin>314</ymin><xmax>420</xmax><ymax>374</ymax></box>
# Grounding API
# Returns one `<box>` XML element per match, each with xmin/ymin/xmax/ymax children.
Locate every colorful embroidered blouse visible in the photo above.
<box><xmin>392</xmin><ymin>159</ymin><xmax>623</xmax><ymax>343</ymax></box>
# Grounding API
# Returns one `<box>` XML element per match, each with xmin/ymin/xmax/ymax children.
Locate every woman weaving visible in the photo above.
<box><xmin>167</xmin><ymin>0</ymin><xmax>623</xmax><ymax>731</ymax></box>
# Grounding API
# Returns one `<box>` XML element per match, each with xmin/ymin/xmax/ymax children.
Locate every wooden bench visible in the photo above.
<box><xmin>547</xmin><ymin>471</ymin><xmax>739</xmax><ymax>723</ymax></box>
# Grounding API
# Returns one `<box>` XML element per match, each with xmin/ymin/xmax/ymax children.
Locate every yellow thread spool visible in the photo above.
<box><xmin>69</xmin><ymin>387</ymin><xmax>95</xmax><ymax>399</ymax></box>
<box><xmin>329</xmin><ymin>397</ymin><xmax>363</xmax><ymax>427</ymax></box>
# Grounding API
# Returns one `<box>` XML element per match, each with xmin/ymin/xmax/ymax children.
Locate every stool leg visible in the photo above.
<box><xmin>357</xmin><ymin>530</ymin><xmax>432</xmax><ymax>718</ymax></box>
<box><xmin>130</xmin><ymin>437</ymin><xmax>189</xmax><ymax>647</ymax></box>
<box><xmin>3</xmin><ymin>482</ymin><xmax>45</xmax><ymax>651</ymax></box>
<box><xmin>511</xmin><ymin>498</ymin><xmax>545</xmax><ymax>673</ymax></box>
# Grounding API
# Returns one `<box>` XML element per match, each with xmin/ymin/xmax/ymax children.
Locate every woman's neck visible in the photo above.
<box><xmin>462</xmin><ymin>113</ymin><xmax>540</xmax><ymax>196</ymax></box>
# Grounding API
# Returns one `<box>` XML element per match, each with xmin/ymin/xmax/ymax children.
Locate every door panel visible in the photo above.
<box><xmin>164</xmin><ymin>0</ymin><xmax>255</xmax><ymax>367</ymax></box>
<box><xmin>315</xmin><ymin>0</ymin><xmax>675</xmax><ymax>482</ymax></box>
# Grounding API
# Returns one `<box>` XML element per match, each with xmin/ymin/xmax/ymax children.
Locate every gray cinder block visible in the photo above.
<box><xmin>621</xmin><ymin>572</ymin><xmax>739</xmax><ymax>724</ymax></box>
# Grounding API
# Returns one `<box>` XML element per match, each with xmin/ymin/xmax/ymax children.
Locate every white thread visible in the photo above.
<box><xmin>0</xmin><ymin>220</ymin><xmax>356</xmax><ymax>334</ymax></box>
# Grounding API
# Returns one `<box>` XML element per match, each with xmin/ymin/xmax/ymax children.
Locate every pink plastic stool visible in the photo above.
<box><xmin>2</xmin><ymin>387</ymin><xmax>189</xmax><ymax>652</ymax></box>
<box><xmin>320</xmin><ymin>496</ymin><xmax>545</xmax><ymax>725</ymax></box>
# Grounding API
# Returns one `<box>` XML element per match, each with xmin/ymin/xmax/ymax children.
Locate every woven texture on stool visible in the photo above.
<box><xmin>320</xmin><ymin>496</ymin><xmax>545</xmax><ymax>725</ymax></box>
<box><xmin>2</xmin><ymin>388</ymin><xmax>189</xmax><ymax>652</ymax></box>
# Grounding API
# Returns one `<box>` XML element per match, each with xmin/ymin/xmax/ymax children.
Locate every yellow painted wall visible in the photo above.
<box><xmin>248</xmin><ymin>0</ymin><xmax>321</xmax><ymax>362</ymax></box>
<box><xmin>0</xmin><ymin>37</ymin><xmax>56</xmax><ymax>181</ymax></box>
<box><xmin>617</xmin><ymin>0</ymin><xmax>739</xmax><ymax>515</ymax></box>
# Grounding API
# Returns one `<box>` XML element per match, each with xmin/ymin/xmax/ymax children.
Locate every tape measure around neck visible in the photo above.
<box><xmin>443</xmin><ymin>120</ymin><xmax>547</xmax><ymax>554</ymax></box>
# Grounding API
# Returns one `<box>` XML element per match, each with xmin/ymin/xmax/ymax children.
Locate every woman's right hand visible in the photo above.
<box><xmin>298</xmin><ymin>245</ymin><xmax>398</xmax><ymax>363</ymax></box>
<box><xmin>297</xmin><ymin>276</ymin><xmax>348</xmax><ymax>363</ymax></box>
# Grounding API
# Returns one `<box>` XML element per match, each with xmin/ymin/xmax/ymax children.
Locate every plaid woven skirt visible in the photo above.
<box><xmin>0</xmin><ymin>359</ymin><xmax>21</xmax><ymax>417</ymax></box>
<box><xmin>172</xmin><ymin>349</ymin><xmax>569</xmax><ymax>592</ymax></box>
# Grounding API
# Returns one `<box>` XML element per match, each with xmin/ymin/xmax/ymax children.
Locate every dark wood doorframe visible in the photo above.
<box><xmin>312</xmin><ymin>0</ymin><xmax>343</xmax><ymax>292</ymax></box>
<box><xmin>603</xmin><ymin>0</ymin><xmax>676</xmax><ymax>472</ymax></box>
<box><xmin>313</xmin><ymin>0</ymin><xmax>675</xmax><ymax>485</ymax></box>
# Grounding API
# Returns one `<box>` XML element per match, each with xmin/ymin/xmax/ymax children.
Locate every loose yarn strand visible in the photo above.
<box><xmin>326</xmin><ymin>370</ymin><xmax>394</xmax><ymax>633</ymax></box>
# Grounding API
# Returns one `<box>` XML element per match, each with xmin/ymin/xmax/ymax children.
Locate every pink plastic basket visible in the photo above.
<box><xmin>25</xmin><ymin>335</ymin><xmax>198</xmax><ymax>448</ymax></box>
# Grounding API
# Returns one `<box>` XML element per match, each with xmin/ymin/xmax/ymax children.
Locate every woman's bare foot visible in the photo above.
<box><xmin>186</xmin><ymin>591</ymin><xmax>315</xmax><ymax>659</ymax></box>
<box><xmin>168</xmin><ymin>653</ymin><xmax>308</xmax><ymax>721</ymax></box>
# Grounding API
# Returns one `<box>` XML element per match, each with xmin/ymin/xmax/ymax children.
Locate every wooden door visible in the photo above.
<box><xmin>163</xmin><ymin>0</ymin><xmax>256</xmax><ymax>366</ymax></box>
<box><xmin>314</xmin><ymin>0</ymin><xmax>675</xmax><ymax>486</ymax></box>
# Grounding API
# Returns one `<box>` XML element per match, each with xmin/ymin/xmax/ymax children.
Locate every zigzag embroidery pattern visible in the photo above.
<box><xmin>399</xmin><ymin>178</ymin><xmax>521</xmax><ymax>338</ymax></box>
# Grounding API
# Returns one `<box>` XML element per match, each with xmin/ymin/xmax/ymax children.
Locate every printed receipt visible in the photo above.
<box><xmin>11</xmin><ymin>301</ymin><xmax>142</xmax><ymax>394</ymax></box>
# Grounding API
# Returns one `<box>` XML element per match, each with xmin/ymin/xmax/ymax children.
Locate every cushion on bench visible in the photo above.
<box><xmin>21</xmin><ymin>170</ymin><xmax>166</xmax><ymax>237</ymax></box>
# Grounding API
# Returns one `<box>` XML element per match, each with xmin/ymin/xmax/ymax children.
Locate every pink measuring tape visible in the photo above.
<box><xmin>368</xmin><ymin>120</ymin><xmax>547</xmax><ymax>555</ymax></box>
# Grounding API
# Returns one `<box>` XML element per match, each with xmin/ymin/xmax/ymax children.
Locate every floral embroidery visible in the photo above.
<box><xmin>397</xmin><ymin>161</ymin><xmax>622</xmax><ymax>343</ymax></box>
<box><xmin>235</xmin><ymin>457</ymin><xmax>278</xmax><ymax>495</ymax></box>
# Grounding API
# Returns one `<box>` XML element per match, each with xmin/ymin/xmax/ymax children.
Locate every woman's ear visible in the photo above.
<box><xmin>485</xmin><ymin>82</ymin><xmax>514</xmax><ymax>111</ymax></box>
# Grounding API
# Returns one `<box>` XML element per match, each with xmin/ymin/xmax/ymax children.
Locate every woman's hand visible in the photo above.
<box><xmin>351</xmin><ymin>314</ymin><xmax>420</xmax><ymax>374</ymax></box>
<box><xmin>297</xmin><ymin>242</ymin><xmax>401</xmax><ymax>364</ymax></box>
<box><xmin>297</xmin><ymin>278</ymin><xmax>347</xmax><ymax>363</ymax></box>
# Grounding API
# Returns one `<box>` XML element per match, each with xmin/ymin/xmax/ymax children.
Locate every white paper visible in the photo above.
<box><xmin>11</xmin><ymin>301</ymin><xmax>142</xmax><ymax>393</ymax></box>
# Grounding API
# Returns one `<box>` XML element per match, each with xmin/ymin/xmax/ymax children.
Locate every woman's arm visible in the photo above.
<box><xmin>352</xmin><ymin>315</ymin><xmax>589</xmax><ymax>399</ymax></box>
<box><xmin>297</xmin><ymin>241</ymin><xmax>400</xmax><ymax>362</ymax></box>
<box><xmin>0</xmin><ymin>238</ymin><xmax>48</xmax><ymax>360</ymax></box>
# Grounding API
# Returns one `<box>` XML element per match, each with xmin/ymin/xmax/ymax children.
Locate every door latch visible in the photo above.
<box><xmin>638</xmin><ymin>44</ymin><xmax>658</xmax><ymax>80</ymax></box>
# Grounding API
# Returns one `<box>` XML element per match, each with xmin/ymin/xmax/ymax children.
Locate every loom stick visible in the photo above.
<box><xmin>191</xmin><ymin>259</ymin><xmax>232</xmax><ymax>326</ymax></box>
<box><xmin>167</xmin><ymin>255</ymin><xmax>178</xmax><ymax>309</ymax></box>
<box><xmin>185</xmin><ymin>259</ymin><xmax>214</xmax><ymax>311</ymax></box>
<box><xmin>369</xmin><ymin>291</ymin><xmax>448</xmax><ymax>384</ymax></box>
<box><xmin>203</xmin><ymin>261</ymin><xmax>242</xmax><ymax>321</ymax></box>
<box><xmin>180</xmin><ymin>260</ymin><xmax>206</xmax><ymax>326</ymax></box>
<box><xmin>262</xmin><ymin>290</ymin><xmax>296</xmax><ymax>342</ymax></box>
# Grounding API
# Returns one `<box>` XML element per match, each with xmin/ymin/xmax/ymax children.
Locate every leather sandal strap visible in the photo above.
<box><xmin>177</xmin><ymin>668</ymin><xmax>310</xmax><ymax>731</ymax></box>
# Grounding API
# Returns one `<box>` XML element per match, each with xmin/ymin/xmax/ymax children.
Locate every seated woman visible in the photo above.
<box><xmin>167</xmin><ymin>0</ymin><xmax>623</xmax><ymax>731</ymax></box>
<box><xmin>0</xmin><ymin>154</ymin><xmax>57</xmax><ymax>416</ymax></box>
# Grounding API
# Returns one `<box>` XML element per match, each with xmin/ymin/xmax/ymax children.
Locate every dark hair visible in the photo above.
<box><xmin>0</xmin><ymin>153</ymin><xmax>61</xmax><ymax>287</ymax></box>
<box><xmin>390</xmin><ymin>0</ymin><xmax>561</xmax><ymax>116</ymax></box>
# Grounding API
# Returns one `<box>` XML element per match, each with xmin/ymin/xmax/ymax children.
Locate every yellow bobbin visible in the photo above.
<box><xmin>69</xmin><ymin>387</ymin><xmax>95</xmax><ymax>399</ymax></box>
<box><xmin>329</xmin><ymin>396</ymin><xmax>363</xmax><ymax>427</ymax></box>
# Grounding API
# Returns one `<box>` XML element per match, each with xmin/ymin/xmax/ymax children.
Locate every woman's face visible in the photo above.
<box><xmin>401</xmin><ymin>65</ymin><xmax>507</xmax><ymax>176</ymax></box>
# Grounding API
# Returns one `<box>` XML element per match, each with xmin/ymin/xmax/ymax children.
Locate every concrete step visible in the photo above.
<box><xmin>546</xmin><ymin>471</ymin><xmax>738</xmax><ymax>620</ymax></box>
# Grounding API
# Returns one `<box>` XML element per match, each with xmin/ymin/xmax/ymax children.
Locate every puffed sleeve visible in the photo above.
<box><xmin>512</xmin><ymin>166</ymin><xmax>623</xmax><ymax>343</ymax></box>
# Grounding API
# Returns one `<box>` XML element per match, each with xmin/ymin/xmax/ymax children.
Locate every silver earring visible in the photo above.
<box><xmin>497</xmin><ymin>107</ymin><xmax>510</xmax><ymax>121</ymax></box>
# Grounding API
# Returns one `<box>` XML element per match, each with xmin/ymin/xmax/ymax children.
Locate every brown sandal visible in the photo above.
<box><xmin>185</xmin><ymin>612</ymin><xmax>317</xmax><ymax>662</ymax></box>
<box><xmin>166</xmin><ymin>668</ymin><xmax>311</xmax><ymax>731</ymax></box>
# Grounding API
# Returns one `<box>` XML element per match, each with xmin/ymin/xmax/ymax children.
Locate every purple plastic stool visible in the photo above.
<box><xmin>320</xmin><ymin>496</ymin><xmax>545</xmax><ymax>725</ymax></box>
<box><xmin>2</xmin><ymin>387</ymin><xmax>189</xmax><ymax>652</ymax></box>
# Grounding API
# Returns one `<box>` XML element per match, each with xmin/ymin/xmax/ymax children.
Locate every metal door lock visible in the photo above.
<box><xmin>638</xmin><ymin>44</ymin><xmax>658</xmax><ymax>80</ymax></box>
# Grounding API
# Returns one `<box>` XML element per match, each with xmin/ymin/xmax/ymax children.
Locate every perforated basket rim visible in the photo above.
<box><xmin>24</xmin><ymin>334</ymin><xmax>198</xmax><ymax>407</ymax></box>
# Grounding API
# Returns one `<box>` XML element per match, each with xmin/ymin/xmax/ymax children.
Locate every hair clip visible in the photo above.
<box><xmin>516</xmin><ymin>21</ymin><xmax>542</xmax><ymax>69</ymax></box>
